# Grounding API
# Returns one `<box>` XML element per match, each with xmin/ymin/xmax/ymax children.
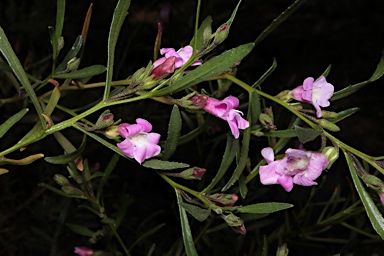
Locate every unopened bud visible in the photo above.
<box><xmin>95</xmin><ymin>110</ymin><xmax>114</xmax><ymax>129</ymax></box>
<box><xmin>53</xmin><ymin>174</ymin><xmax>70</xmax><ymax>186</ymax></box>
<box><xmin>104</xmin><ymin>125</ymin><xmax>120</xmax><ymax>139</ymax></box>
<box><xmin>222</xmin><ymin>212</ymin><xmax>243</xmax><ymax>227</ymax></box>
<box><xmin>361</xmin><ymin>174</ymin><xmax>384</xmax><ymax>192</ymax></box>
<box><xmin>321</xmin><ymin>146</ymin><xmax>339</xmax><ymax>169</ymax></box>
<box><xmin>61</xmin><ymin>185</ymin><xmax>84</xmax><ymax>196</ymax></box>
<box><xmin>316</xmin><ymin>119</ymin><xmax>340</xmax><ymax>132</ymax></box>
<box><xmin>189</xmin><ymin>94</ymin><xmax>209</xmax><ymax>108</ymax></box>
<box><xmin>213</xmin><ymin>24</ymin><xmax>230</xmax><ymax>45</ymax></box>
<box><xmin>259</xmin><ymin>113</ymin><xmax>276</xmax><ymax>130</ymax></box>
<box><xmin>202</xmin><ymin>26</ymin><xmax>212</xmax><ymax>46</ymax></box>
<box><xmin>208</xmin><ymin>193</ymin><xmax>238</xmax><ymax>207</ymax></box>
<box><xmin>276</xmin><ymin>243</ymin><xmax>289</xmax><ymax>256</ymax></box>
<box><xmin>74</xmin><ymin>246</ymin><xmax>93</xmax><ymax>256</ymax></box>
<box><xmin>180</xmin><ymin>167</ymin><xmax>207</xmax><ymax>180</ymax></box>
<box><xmin>67</xmin><ymin>57</ymin><xmax>81</xmax><ymax>72</ymax></box>
<box><xmin>276</xmin><ymin>90</ymin><xmax>292</xmax><ymax>102</ymax></box>
<box><xmin>231</xmin><ymin>224</ymin><xmax>247</xmax><ymax>235</ymax></box>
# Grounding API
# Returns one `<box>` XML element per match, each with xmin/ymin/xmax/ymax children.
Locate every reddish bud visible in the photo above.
<box><xmin>189</xmin><ymin>94</ymin><xmax>209</xmax><ymax>108</ymax></box>
<box><xmin>208</xmin><ymin>193</ymin><xmax>238</xmax><ymax>207</ymax></box>
<box><xmin>150</xmin><ymin>56</ymin><xmax>176</xmax><ymax>79</ymax></box>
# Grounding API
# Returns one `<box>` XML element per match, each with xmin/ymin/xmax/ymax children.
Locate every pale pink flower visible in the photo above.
<box><xmin>291</xmin><ymin>76</ymin><xmax>334</xmax><ymax>118</ymax></box>
<box><xmin>117</xmin><ymin>118</ymin><xmax>161</xmax><ymax>164</ymax></box>
<box><xmin>153</xmin><ymin>45</ymin><xmax>202</xmax><ymax>69</ymax></box>
<box><xmin>259</xmin><ymin>147</ymin><xmax>329</xmax><ymax>192</ymax></box>
<box><xmin>203</xmin><ymin>96</ymin><xmax>249</xmax><ymax>139</ymax></box>
<box><xmin>74</xmin><ymin>246</ymin><xmax>93</xmax><ymax>256</ymax></box>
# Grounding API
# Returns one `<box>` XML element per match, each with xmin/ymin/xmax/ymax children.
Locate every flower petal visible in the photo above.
<box><xmin>261</xmin><ymin>147</ymin><xmax>275</xmax><ymax>163</ymax></box>
<box><xmin>277</xmin><ymin>174</ymin><xmax>294</xmax><ymax>192</ymax></box>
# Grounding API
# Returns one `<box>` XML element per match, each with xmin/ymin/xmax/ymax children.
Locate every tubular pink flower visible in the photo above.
<box><xmin>150</xmin><ymin>56</ymin><xmax>176</xmax><ymax>79</ymax></box>
<box><xmin>203</xmin><ymin>96</ymin><xmax>249</xmax><ymax>139</ymax></box>
<box><xmin>153</xmin><ymin>45</ymin><xmax>202</xmax><ymax>69</ymax></box>
<box><xmin>117</xmin><ymin>118</ymin><xmax>161</xmax><ymax>164</ymax></box>
<box><xmin>291</xmin><ymin>76</ymin><xmax>334</xmax><ymax>118</ymax></box>
<box><xmin>74</xmin><ymin>247</ymin><xmax>93</xmax><ymax>256</ymax></box>
<box><xmin>259</xmin><ymin>147</ymin><xmax>329</xmax><ymax>192</ymax></box>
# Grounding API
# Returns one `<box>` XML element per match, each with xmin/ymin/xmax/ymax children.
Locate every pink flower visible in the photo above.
<box><xmin>291</xmin><ymin>76</ymin><xmax>334</xmax><ymax>118</ymax></box>
<box><xmin>203</xmin><ymin>96</ymin><xmax>249</xmax><ymax>139</ymax></box>
<box><xmin>74</xmin><ymin>246</ymin><xmax>93</xmax><ymax>256</ymax></box>
<box><xmin>117</xmin><ymin>118</ymin><xmax>161</xmax><ymax>164</ymax></box>
<box><xmin>259</xmin><ymin>147</ymin><xmax>329</xmax><ymax>192</ymax></box>
<box><xmin>153</xmin><ymin>45</ymin><xmax>202</xmax><ymax>69</ymax></box>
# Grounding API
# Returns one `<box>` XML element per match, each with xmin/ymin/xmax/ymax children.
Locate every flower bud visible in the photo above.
<box><xmin>208</xmin><ymin>193</ymin><xmax>238</xmax><ymax>207</ymax></box>
<box><xmin>222</xmin><ymin>213</ymin><xmax>244</xmax><ymax>228</ymax></box>
<box><xmin>212</xmin><ymin>24</ymin><xmax>230</xmax><ymax>45</ymax></box>
<box><xmin>61</xmin><ymin>185</ymin><xmax>85</xmax><ymax>196</ymax></box>
<box><xmin>321</xmin><ymin>110</ymin><xmax>338</xmax><ymax>118</ymax></box>
<box><xmin>231</xmin><ymin>224</ymin><xmax>247</xmax><ymax>235</ymax></box>
<box><xmin>361</xmin><ymin>174</ymin><xmax>384</xmax><ymax>191</ymax></box>
<box><xmin>276</xmin><ymin>243</ymin><xmax>289</xmax><ymax>256</ymax></box>
<box><xmin>53</xmin><ymin>174</ymin><xmax>70</xmax><ymax>186</ymax></box>
<box><xmin>95</xmin><ymin>110</ymin><xmax>114</xmax><ymax>129</ymax></box>
<box><xmin>67</xmin><ymin>57</ymin><xmax>81</xmax><ymax>72</ymax></box>
<box><xmin>74</xmin><ymin>246</ymin><xmax>94</xmax><ymax>256</ymax></box>
<box><xmin>104</xmin><ymin>125</ymin><xmax>120</xmax><ymax>139</ymax></box>
<box><xmin>189</xmin><ymin>94</ymin><xmax>209</xmax><ymax>108</ymax></box>
<box><xmin>321</xmin><ymin>146</ymin><xmax>339</xmax><ymax>169</ymax></box>
<box><xmin>202</xmin><ymin>26</ymin><xmax>212</xmax><ymax>46</ymax></box>
<box><xmin>276</xmin><ymin>90</ymin><xmax>293</xmax><ymax>102</ymax></box>
<box><xmin>150</xmin><ymin>56</ymin><xmax>176</xmax><ymax>79</ymax></box>
<box><xmin>259</xmin><ymin>113</ymin><xmax>276</xmax><ymax>130</ymax></box>
<box><xmin>180</xmin><ymin>167</ymin><xmax>207</xmax><ymax>180</ymax></box>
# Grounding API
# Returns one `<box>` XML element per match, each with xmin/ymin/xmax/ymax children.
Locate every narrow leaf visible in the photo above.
<box><xmin>0</xmin><ymin>168</ymin><xmax>9</xmax><ymax>175</ymax></box>
<box><xmin>152</xmin><ymin>43</ymin><xmax>255</xmax><ymax>97</ymax></box>
<box><xmin>189</xmin><ymin>16</ymin><xmax>212</xmax><ymax>50</ymax></box>
<box><xmin>202</xmin><ymin>134</ymin><xmax>239</xmax><ymax>193</ymax></box>
<box><xmin>238</xmin><ymin>175</ymin><xmax>248</xmax><ymax>199</ymax></box>
<box><xmin>162</xmin><ymin>105</ymin><xmax>182</xmax><ymax>160</ymax></box>
<box><xmin>326</xmin><ymin>107</ymin><xmax>359</xmax><ymax>123</ymax></box>
<box><xmin>103</xmin><ymin>0</ymin><xmax>131</xmax><ymax>100</ymax></box>
<box><xmin>0</xmin><ymin>153</ymin><xmax>44</xmax><ymax>166</ymax></box>
<box><xmin>55</xmin><ymin>35</ymin><xmax>82</xmax><ymax>72</ymax></box>
<box><xmin>45</xmin><ymin>134</ymin><xmax>86</xmax><ymax>165</ymax></box>
<box><xmin>294</xmin><ymin>125</ymin><xmax>322</xmax><ymax>144</ymax></box>
<box><xmin>38</xmin><ymin>183</ymin><xmax>86</xmax><ymax>199</ymax></box>
<box><xmin>43</xmin><ymin>86</ymin><xmax>60</xmax><ymax>117</ymax></box>
<box><xmin>0</xmin><ymin>27</ymin><xmax>45</xmax><ymax>127</ymax></box>
<box><xmin>262</xmin><ymin>129</ymin><xmax>297</xmax><ymax>138</ymax></box>
<box><xmin>142</xmin><ymin>159</ymin><xmax>189</xmax><ymax>170</ymax></box>
<box><xmin>66</xmin><ymin>223</ymin><xmax>94</xmax><ymax>237</ymax></box>
<box><xmin>53</xmin><ymin>65</ymin><xmax>106</xmax><ymax>79</ymax></box>
<box><xmin>0</xmin><ymin>108</ymin><xmax>29</xmax><ymax>138</ymax></box>
<box><xmin>345</xmin><ymin>151</ymin><xmax>384</xmax><ymax>239</ymax></box>
<box><xmin>55</xmin><ymin>0</ymin><xmax>66</xmax><ymax>39</ymax></box>
<box><xmin>236</xmin><ymin>202</ymin><xmax>293</xmax><ymax>214</ymax></box>
<box><xmin>176</xmin><ymin>190</ymin><xmax>199</xmax><ymax>256</ymax></box>
<box><xmin>181</xmin><ymin>202</ymin><xmax>211</xmax><ymax>222</ymax></box>
<box><xmin>249</xmin><ymin>91</ymin><xmax>261</xmax><ymax>125</ymax></box>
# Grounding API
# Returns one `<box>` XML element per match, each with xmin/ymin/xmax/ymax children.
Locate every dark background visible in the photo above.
<box><xmin>1</xmin><ymin>0</ymin><xmax>384</xmax><ymax>255</ymax></box>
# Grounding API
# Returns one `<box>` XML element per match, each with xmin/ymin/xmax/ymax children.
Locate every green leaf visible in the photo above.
<box><xmin>142</xmin><ymin>159</ymin><xmax>189</xmax><ymax>170</ymax></box>
<box><xmin>238</xmin><ymin>175</ymin><xmax>248</xmax><ymax>199</ymax></box>
<box><xmin>55</xmin><ymin>0</ymin><xmax>66</xmax><ymax>39</ymax></box>
<box><xmin>189</xmin><ymin>16</ymin><xmax>212</xmax><ymax>50</ymax></box>
<box><xmin>262</xmin><ymin>129</ymin><xmax>297</xmax><ymax>138</ymax></box>
<box><xmin>181</xmin><ymin>202</ymin><xmax>211</xmax><ymax>222</ymax></box>
<box><xmin>345</xmin><ymin>151</ymin><xmax>384</xmax><ymax>239</ymax></box>
<box><xmin>202</xmin><ymin>134</ymin><xmax>239</xmax><ymax>193</ymax></box>
<box><xmin>55</xmin><ymin>35</ymin><xmax>82</xmax><ymax>72</ymax></box>
<box><xmin>103</xmin><ymin>0</ymin><xmax>131</xmax><ymax>100</ymax></box>
<box><xmin>38</xmin><ymin>183</ymin><xmax>86</xmax><ymax>199</ymax></box>
<box><xmin>152</xmin><ymin>43</ymin><xmax>255</xmax><ymax>97</ymax></box>
<box><xmin>53</xmin><ymin>65</ymin><xmax>106</xmax><ymax>79</ymax></box>
<box><xmin>45</xmin><ymin>135</ymin><xmax>86</xmax><ymax>165</ymax></box>
<box><xmin>252</xmin><ymin>58</ymin><xmax>277</xmax><ymax>88</ymax></box>
<box><xmin>0</xmin><ymin>108</ymin><xmax>29</xmax><ymax>138</ymax></box>
<box><xmin>129</xmin><ymin>223</ymin><xmax>166</xmax><ymax>251</ymax></box>
<box><xmin>176</xmin><ymin>190</ymin><xmax>199</xmax><ymax>256</ymax></box>
<box><xmin>321</xmin><ymin>64</ymin><xmax>332</xmax><ymax>77</ymax></box>
<box><xmin>236</xmin><ymin>202</ymin><xmax>293</xmax><ymax>214</ymax></box>
<box><xmin>43</xmin><ymin>85</ymin><xmax>60</xmax><ymax>117</ymax></box>
<box><xmin>326</xmin><ymin>107</ymin><xmax>359</xmax><ymax>123</ymax></box>
<box><xmin>0</xmin><ymin>59</ymin><xmax>11</xmax><ymax>72</ymax></box>
<box><xmin>66</xmin><ymin>223</ymin><xmax>94</xmax><ymax>237</ymax></box>
<box><xmin>162</xmin><ymin>105</ymin><xmax>182</xmax><ymax>161</ymax></box>
<box><xmin>294</xmin><ymin>125</ymin><xmax>323</xmax><ymax>143</ymax></box>
<box><xmin>249</xmin><ymin>90</ymin><xmax>261</xmax><ymax>126</ymax></box>
<box><xmin>0</xmin><ymin>27</ymin><xmax>45</xmax><ymax>128</ymax></box>
<box><xmin>332</xmin><ymin>50</ymin><xmax>384</xmax><ymax>101</ymax></box>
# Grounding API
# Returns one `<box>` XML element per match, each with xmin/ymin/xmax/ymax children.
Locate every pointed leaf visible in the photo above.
<box><xmin>203</xmin><ymin>134</ymin><xmax>239</xmax><ymax>193</ymax></box>
<box><xmin>53</xmin><ymin>65</ymin><xmax>106</xmax><ymax>79</ymax></box>
<box><xmin>238</xmin><ymin>175</ymin><xmax>248</xmax><ymax>199</ymax></box>
<box><xmin>38</xmin><ymin>183</ymin><xmax>86</xmax><ymax>199</ymax></box>
<box><xmin>66</xmin><ymin>223</ymin><xmax>94</xmax><ymax>237</ymax></box>
<box><xmin>262</xmin><ymin>129</ymin><xmax>297</xmax><ymax>138</ymax></box>
<box><xmin>45</xmin><ymin>134</ymin><xmax>86</xmax><ymax>165</ymax></box>
<box><xmin>294</xmin><ymin>125</ymin><xmax>323</xmax><ymax>143</ymax></box>
<box><xmin>326</xmin><ymin>107</ymin><xmax>359</xmax><ymax>123</ymax></box>
<box><xmin>249</xmin><ymin>90</ymin><xmax>261</xmax><ymax>125</ymax></box>
<box><xmin>0</xmin><ymin>153</ymin><xmax>44</xmax><ymax>166</ymax></box>
<box><xmin>345</xmin><ymin>151</ymin><xmax>384</xmax><ymax>239</ymax></box>
<box><xmin>43</xmin><ymin>86</ymin><xmax>60</xmax><ymax>117</ymax></box>
<box><xmin>142</xmin><ymin>159</ymin><xmax>189</xmax><ymax>170</ymax></box>
<box><xmin>152</xmin><ymin>43</ymin><xmax>255</xmax><ymax>97</ymax></box>
<box><xmin>0</xmin><ymin>108</ymin><xmax>29</xmax><ymax>138</ymax></box>
<box><xmin>0</xmin><ymin>27</ymin><xmax>45</xmax><ymax>127</ymax></box>
<box><xmin>236</xmin><ymin>202</ymin><xmax>293</xmax><ymax>214</ymax></box>
<box><xmin>176</xmin><ymin>190</ymin><xmax>199</xmax><ymax>256</ymax></box>
<box><xmin>162</xmin><ymin>105</ymin><xmax>182</xmax><ymax>160</ymax></box>
<box><xmin>189</xmin><ymin>16</ymin><xmax>212</xmax><ymax>50</ymax></box>
<box><xmin>181</xmin><ymin>202</ymin><xmax>211</xmax><ymax>222</ymax></box>
<box><xmin>55</xmin><ymin>0</ymin><xmax>66</xmax><ymax>39</ymax></box>
<box><xmin>0</xmin><ymin>168</ymin><xmax>9</xmax><ymax>175</ymax></box>
<box><xmin>103</xmin><ymin>0</ymin><xmax>131</xmax><ymax>100</ymax></box>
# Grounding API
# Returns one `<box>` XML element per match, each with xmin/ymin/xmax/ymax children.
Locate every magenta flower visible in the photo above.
<box><xmin>117</xmin><ymin>118</ymin><xmax>161</xmax><ymax>164</ymax></box>
<box><xmin>291</xmin><ymin>76</ymin><xmax>334</xmax><ymax>118</ymax></box>
<box><xmin>74</xmin><ymin>246</ymin><xmax>93</xmax><ymax>256</ymax></box>
<box><xmin>153</xmin><ymin>45</ymin><xmax>202</xmax><ymax>69</ymax></box>
<box><xmin>203</xmin><ymin>96</ymin><xmax>249</xmax><ymax>139</ymax></box>
<box><xmin>259</xmin><ymin>147</ymin><xmax>329</xmax><ymax>192</ymax></box>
